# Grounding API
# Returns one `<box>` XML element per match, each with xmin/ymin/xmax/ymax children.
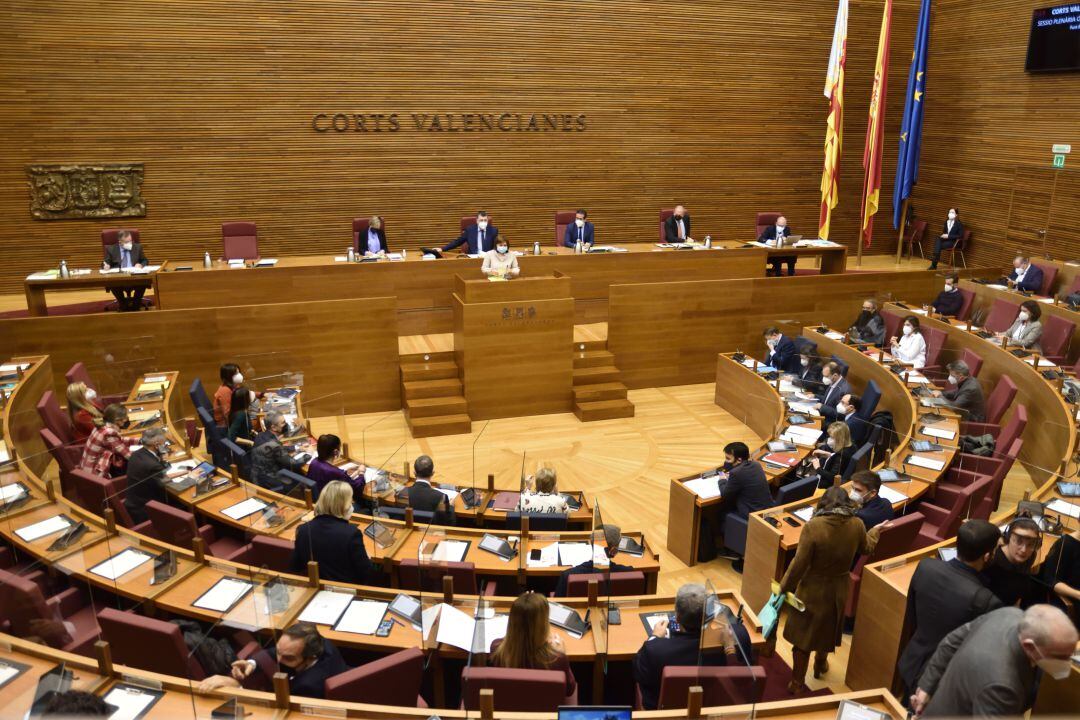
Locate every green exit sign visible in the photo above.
<box><xmin>1053</xmin><ymin>154</ymin><xmax>1066</xmax><ymax>168</ymax></box>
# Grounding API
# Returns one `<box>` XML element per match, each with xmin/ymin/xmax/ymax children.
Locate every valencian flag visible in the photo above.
<box><xmin>892</xmin><ymin>0</ymin><xmax>931</xmax><ymax>229</ymax></box>
<box><xmin>818</xmin><ymin>0</ymin><xmax>849</xmax><ymax>241</ymax></box>
<box><xmin>860</xmin><ymin>0</ymin><xmax>894</xmax><ymax>248</ymax></box>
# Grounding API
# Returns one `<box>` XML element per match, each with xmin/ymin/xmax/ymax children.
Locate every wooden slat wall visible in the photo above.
<box><xmin>0</xmin><ymin>0</ymin><xmax>919</xmax><ymax>295</ymax></box>
<box><xmin>910</xmin><ymin>0</ymin><xmax>1080</xmax><ymax>267</ymax></box>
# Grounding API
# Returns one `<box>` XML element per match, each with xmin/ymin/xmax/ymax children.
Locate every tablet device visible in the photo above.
<box><xmin>547</xmin><ymin>601</ymin><xmax>589</xmax><ymax>637</ymax></box>
<box><xmin>387</xmin><ymin>593</ymin><xmax>422</xmax><ymax>627</ymax></box>
<box><xmin>47</xmin><ymin>521</ymin><xmax>88</xmax><ymax>551</ymax></box>
<box><xmin>617</xmin><ymin>536</ymin><xmax>644</xmax><ymax>556</ymax></box>
<box><xmin>150</xmin><ymin>550</ymin><xmax>178</xmax><ymax>585</ymax></box>
<box><xmin>363</xmin><ymin>521</ymin><xmax>396</xmax><ymax>549</ymax></box>
<box><xmin>478</xmin><ymin>533</ymin><xmax>516</xmax><ymax>560</ymax></box>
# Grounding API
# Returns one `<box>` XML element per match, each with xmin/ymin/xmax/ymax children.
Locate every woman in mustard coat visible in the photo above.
<box><xmin>780</xmin><ymin>486</ymin><xmax>884</xmax><ymax>693</ymax></box>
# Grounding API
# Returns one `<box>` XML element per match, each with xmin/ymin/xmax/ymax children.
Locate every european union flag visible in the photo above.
<box><xmin>893</xmin><ymin>0</ymin><xmax>931</xmax><ymax>229</ymax></box>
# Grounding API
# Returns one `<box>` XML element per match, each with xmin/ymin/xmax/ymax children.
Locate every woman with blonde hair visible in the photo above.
<box><xmin>809</xmin><ymin>421</ymin><xmax>856</xmax><ymax>489</ymax></box>
<box><xmin>66</xmin><ymin>381</ymin><xmax>103</xmax><ymax>442</ymax></box>
<box><xmin>363</xmin><ymin>215</ymin><xmax>389</xmax><ymax>256</ymax></box>
<box><xmin>518</xmin><ymin>467</ymin><xmax>569</xmax><ymax>514</ymax></box>
<box><xmin>490</xmin><ymin>591</ymin><xmax>576</xmax><ymax>698</ymax></box>
<box><xmin>289</xmin><ymin>480</ymin><xmax>372</xmax><ymax>584</ymax></box>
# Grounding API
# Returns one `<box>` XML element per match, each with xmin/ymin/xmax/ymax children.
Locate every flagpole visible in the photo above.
<box><xmin>895</xmin><ymin>197</ymin><xmax>910</xmax><ymax>264</ymax></box>
<box><xmin>857</xmin><ymin>230</ymin><xmax>864</xmax><ymax>267</ymax></box>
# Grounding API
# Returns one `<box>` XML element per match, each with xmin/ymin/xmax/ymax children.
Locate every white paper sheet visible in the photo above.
<box><xmin>256</xmin><ymin>258</ymin><xmax>279</xmax><ymax>266</ymax></box>
<box><xmin>785</xmin><ymin>424</ymin><xmax>823</xmax><ymax>439</ymax></box>
<box><xmin>89</xmin><ymin>549</ymin><xmax>153</xmax><ymax>581</ymax></box>
<box><xmin>334</xmin><ymin>256</ymin><xmax>349</xmax><ymax>262</ymax></box>
<box><xmin>1036</xmin><ymin>297</ymin><xmax>1055</xmax><ymax>304</ymax></box>
<box><xmin>298</xmin><ymin>590</ymin><xmax>355</xmax><ymax>625</ymax></box>
<box><xmin>15</xmin><ymin>515</ymin><xmax>71</xmax><ymax>542</ymax></box>
<box><xmin>103</xmin><ymin>686</ymin><xmax>158</xmax><ymax>720</ymax></box>
<box><xmin>435</xmin><ymin>487</ymin><xmax>460</xmax><ymax>503</ymax></box>
<box><xmin>787</xmin><ymin>401</ymin><xmax>820</xmax><ymax>415</ymax></box>
<box><xmin>684</xmin><ymin>477</ymin><xmax>722</xmax><ymax>499</ymax></box>
<box><xmin>1036</xmin><ymin>357</ymin><xmax>1057</xmax><ymax>367</ymax></box>
<box><xmin>0</xmin><ymin>363</ymin><xmax>30</xmax><ymax>373</ymax></box>
<box><xmin>193</xmin><ymin>577</ymin><xmax>253</xmax><ymax>612</ymax></box>
<box><xmin>473</xmin><ymin>614</ymin><xmax>509</xmax><ymax>653</ymax></box>
<box><xmin>905</xmin><ymin>373</ymin><xmax>932</xmax><ymax>384</ymax></box>
<box><xmin>0</xmin><ymin>441</ymin><xmax>10</xmax><ymax>464</ymax></box>
<box><xmin>333</xmin><ymin>600</ymin><xmax>389</xmax><ymax>635</ymax></box>
<box><xmin>221</xmin><ymin>497</ymin><xmax>268</xmax><ymax>520</ymax></box>
<box><xmin>1</xmin><ymin>484</ymin><xmax>26</xmax><ymax>502</ymax></box>
<box><xmin>432</xmin><ymin>540</ymin><xmax>469</xmax><ymax>563</ymax></box>
<box><xmin>824</xmin><ymin>330</ymin><xmax>847</xmax><ymax>341</ymax></box>
<box><xmin>793</xmin><ymin>506</ymin><xmax>814</xmax><ymax>523</ymax></box>
<box><xmin>906</xmin><ymin>455</ymin><xmax>945</xmax><ymax>471</ymax></box>
<box><xmin>0</xmin><ymin>664</ymin><xmax>21</xmax><ymax>687</ymax></box>
<box><xmin>645</xmin><ymin>613</ymin><xmax>670</xmax><ymax>633</ymax></box>
<box><xmin>1047</xmin><ymin>498</ymin><xmax>1080</xmax><ymax>520</ymax></box>
<box><xmin>422</xmin><ymin>603</ymin><xmax>443</xmax><ymax>640</ymax></box>
<box><xmin>526</xmin><ymin>543</ymin><xmax>560</xmax><ymax>567</ymax></box>
<box><xmin>143</xmin><ymin>375</ymin><xmax>168</xmax><ymax>384</ymax></box>
<box><xmin>557</xmin><ymin>542</ymin><xmax>593</xmax><ymax>567</ymax></box>
<box><xmin>921</xmin><ymin>426</ymin><xmax>956</xmax><ymax>440</ymax></box>
<box><xmin>878</xmin><ymin>485</ymin><xmax>910</xmax><ymax>504</ymax></box>
<box><xmin>435</xmin><ymin>603</ymin><xmax>476</xmax><ymax>651</ymax></box>
<box><xmin>987</xmin><ymin>283</ymin><xmax>1008</xmax><ymax>290</ymax></box>
<box><xmin>910</xmin><ymin>308</ymin><xmax>928</xmax><ymax>316</ymax></box>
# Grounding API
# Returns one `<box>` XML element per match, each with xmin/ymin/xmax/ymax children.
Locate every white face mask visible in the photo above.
<box><xmin>121</xmin><ymin>242</ymin><xmax>133</xmax><ymax>251</ymax></box>
<box><xmin>849</xmin><ymin>489</ymin><xmax>864</xmax><ymax>504</ymax></box>
<box><xmin>944</xmin><ymin>283</ymin><xmax>953</xmax><ymax>292</ymax></box>
<box><xmin>232</xmin><ymin>373</ymin><xmax>243</xmax><ymax>385</ymax></box>
<box><xmin>248</xmin><ymin>391</ymin><xmax>257</xmax><ymax>404</ymax></box>
<box><xmin>826</xmin><ymin>437</ymin><xmax>836</xmax><ymax>449</ymax></box>
<box><xmin>1031</xmin><ymin>645</ymin><xmax>1072</xmax><ymax>680</ymax></box>
<box><xmin>477</xmin><ymin>220</ymin><xmax>488</xmax><ymax>230</ymax></box>
<box><xmin>902</xmin><ymin>325</ymin><xmax>914</xmax><ymax>336</ymax></box>
<box><xmin>836</xmin><ymin>402</ymin><xmax>847</xmax><ymax>414</ymax></box>
<box><xmin>1019</xmin><ymin>311</ymin><xmax>1030</xmax><ymax>321</ymax></box>
<box><xmin>948</xmin><ymin>212</ymin><xmax>956</xmax><ymax>220</ymax></box>
<box><xmin>822</xmin><ymin>375</ymin><xmax>833</xmax><ymax>386</ymax></box>
<box><xmin>947</xmin><ymin>374</ymin><xmax>958</xmax><ymax>386</ymax></box>
<box><xmin>85</xmin><ymin>388</ymin><xmax>97</xmax><ymax>401</ymax></box>
<box><xmin>777</xmin><ymin>225</ymin><xmax>786</xmax><ymax>232</ymax></box>
<box><xmin>767</xmin><ymin>338</ymin><xmax>777</xmax><ymax>348</ymax></box>
<box><xmin>801</xmin><ymin>358</ymin><xmax>809</xmax><ymax>367</ymax></box>
<box><xmin>496</xmin><ymin>245</ymin><xmax>508</xmax><ymax>255</ymax></box>
<box><xmin>575</xmin><ymin>219</ymin><xmax>585</xmax><ymax>227</ymax></box>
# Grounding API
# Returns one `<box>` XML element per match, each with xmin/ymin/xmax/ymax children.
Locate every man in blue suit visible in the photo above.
<box><xmin>562</xmin><ymin>209</ymin><xmax>595</xmax><ymax>248</ymax></box>
<box><xmin>839</xmin><ymin>393</ymin><xmax>869</xmax><ymax>445</ymax></box>
<box><xmin>1007</xmin><ymin>255</ymin><xmax>1044</xmax><ymax>294</ymax></box>
<box><xmin>815</xmin><ymin>362</ymin><xmax>852</xmax><ymax>422</ymax></box>
<box><xmin>763</xmin><ymin>327</ymin><xmax>800</xmax><ymax>373</ymax></box>
<box><xmin>442</xmin><ymin>210</ymin><xmax>498</xmax><ymax>254</ymax></box>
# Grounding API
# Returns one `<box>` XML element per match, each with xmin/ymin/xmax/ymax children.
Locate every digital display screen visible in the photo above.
<box><xmin>1027</xmin><ymin>4</ymin><xmax>1080</xmax><ymax>72</ymax></box>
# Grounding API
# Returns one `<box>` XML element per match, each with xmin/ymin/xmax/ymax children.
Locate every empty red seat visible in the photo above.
<box><xmin>982</xmin><ymin>299</ymin><xmax>1019</xmax><ymax>334</ymax></box>
<box><xmin>845</xmin><ymin>512</ymin><xmax>924</xmax><ymax>618</ymax></box>
<box><xmin>221</xmin><ymin>222</ymin><xmax>259</xmax><ymax>260</ymax></box>
<box><xmin>555</xmin><ymin>210</ymin><xmax>576</xmax><ymax>247</ymax></box>
<box><xmin>97</xmin><ymin>607</ymin><xmax>207</xmax><ymax>678</ymax></box>
<box><xmin>1039</xmin><ymin>314</ymin><xmax>1075</xmax><ymax>364</ymax></box>
<box><xmin>325</xmin><ymin>647</ymin><xmax>427</xmax><ymax>707</ymax></box>
<box><xmin>961</xmin><ymin>375</ymin><xmax>1016</xmax><ymax>432</ymax></box>
<box><xmin>565</xmin><ymin>571</ymin><xmax>647</xmax><ymax>597</ymax></box>
<box><xmin>0</xmin><ymin>568</ymin><xmax>100</xmax><ymax>655</ymax></box>
<box><xmin>915</xmin><ymin>474</ymin><xmax>993</xmax><ymax>547</ymax></box>
<box><xmin>652</xmin><ymin>666</ymin><xmax>767</xmax><ymax>710</ymax></box>
<box><xmin>224</xmin><ymin>534</ymin><xmax>295</xmax><ymax>573</ymax></box>
<box><xmin>145</xmin><ymin>500</ymin><xmax>244</xmax><ymax>557</ymax></box>
<box><xmin>461</xmin><ymin>667</ymin><xmax>570</xmax><ymax>712</ymax></box>
<box><xmin>69</xmin><ymin>469</ymin><xmax>151</xmax><ymax>533</ymax></box>
<box><xmin>37</xmin><ymin>390</ymin><xmax>75</xmax><ymax>445</ymax></box>
<box><xmin>935</xmin><ymin>437</ymin><xmax>1023</xmax><ymax>520</ymax></box>
<box><xmin>40</xmin><ymin>427</ymin><xmax>83</xmax><ymax>499</ymax></box>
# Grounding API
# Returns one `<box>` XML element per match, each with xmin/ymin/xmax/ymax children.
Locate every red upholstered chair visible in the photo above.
<box><xmin>942</xmin><ymin>229</ymin><xmax>970</xmax><ymax>268</ymax></box>
<box><xmin>224</xmin><ymin>535</ymin><xmax>295</xmax><ymax>573</ymax></box>
<box><xmin>922</xmin><ymin>327</ymin><xmax>947</xmax><ymax>368</ymax></box>
<box><xmin>325</xmin><ymin>647</ymin><xmax>427</xmax><ymax>707</ymax></box>
<box><xmin>881</xmin><ymin>309</ymin><xmax>904</xmax><ymax>346</ymax></box>
<box><xmin>651</xmin><ymin>666</ymin><xmax>767</xmax><ymax>710</ymax></box>
<box><xmin>982</xmin><ymin>298</ymin><xmax>1019</xmax><ymax>334</ymax></box>
<box><xmin>65</xmin><ymin>362</ymin><xmax>127</xmax><ymax>406</ymax></box>
<box><xmin>961</xmin><ymin>375</ymin><xmax>1016</xmax><ymax>431</ymax></box>
<box><xmin>924</xmin><ymin>347</ymin><xmax>983</xmax><ymax>385</ymax></box>
<box><xmin>97</xmin><ymin>607</ymin><xmax>207</xmax><ymax>679</ymax></box>
<box><xmin>352</xmin><ymin>216</ymin><xmax>385</xmax><ymax>253</ymax></box>
<box><xmin>221</xmin><ymin>222</ymin><xmax>259</xmax><ymax>260</ymax></box>
<box><xmin>68</xmin><ymin>469</ymin><xmax>152</xmax><ymax>534</ymax></box>
<box><xmin>398</xmin><ymin>558</ymin><xmax>479</xmax><ymax>596</ymax></box>
<box><xmin>955</xmin><ymin>288</ymin><xmax>976</xmax><ymax>322</ymax></box>
<box><xmin>145</xmin><ymin>500</ymin><xmax>244</xmax><ymax>557</ymax></box>
<box><xmin>40</xmin><ymin>428</ymin><xmax>82</xmax><ymax>499</ymax></box>
<box><xmin>185</xmin><ymin>418</ymin><xmax>203</xmax><ymax>450</ymax></box>
<box><xmin>915</xmin><ymin>474</ymin><xmax>993</xmax><ymax>547</ymax></box>
<box><xmin>1032</xmin><ymin>261</ymin><xmax>1059</xmax><ymax>297</ymax></box>
<box><xmin>460</xmin><ymin>216</ymin><xmax>477</xmax><ymax>232</ymax></box>
<box><xmin>0</xmin><ymin>568</ymin><xmax>100</xmax><ymax>655</ymax></box>
<box><xmin>904</xmin><ymin>220</ymin><xmax>928</xmax><ymax>259</ymax></box>
<box><xmin>37</xmin><ymin>390</ymin><xmax>77</xmax><ymax>446</ymax></box>
<box><xmin>845</xmin><ymin>512</ymin><xmax>925</xmax><ymax>618</ymax></box>
<box><xmin>461</xmin><ymin>667</ymin><xmax>569</xmax><ymax>711</ymax></box>
<box><xmin>755</xmin><ymin>212</ymin><xmax>782</xmax><ymax>239</ymax></box>
<box><xmin>658</xmin><ymin>208</ymin><xmax>675</xmax><ymax>241</ymax></box>
<box><xmin>934</xmin><ymin>437</ymin><xmax>1023</xmax><ymax>520</ymax></box>
<box><xmin>101</xmin><ymin>228</ymin><xmax>140</xmax><ymax>247</ymax></box>
<box><xmin>565</xmin><ymin>571</ymin><xmax>647</xmax><ymax>597</ymax></box>
<box><xmin>555</xmin><ymin>210</ymin><xmax>576</xmax><ymax>247</ymax></box>
<box><xmin>1061</xmin><ymin>274</ymin><xmax>1080</xmax><ymax>300</ymax></box>
<box><xmin>1039</xmin><ymin>314</ymin><xmax>1075</xmax><ymax>364</ymax></box>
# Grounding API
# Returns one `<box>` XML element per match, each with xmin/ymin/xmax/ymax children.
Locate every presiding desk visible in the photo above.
<box><xmin>24</xmin><ymin>265</ymin><xmax>162</xmax><ymax>317</ymax></box>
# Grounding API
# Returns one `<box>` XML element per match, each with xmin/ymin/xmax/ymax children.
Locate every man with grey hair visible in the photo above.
<box><xmin>123</xmin><ymin>427</ymin><xmax>172</xmax><ymax>524</ymax></box>
<box><xmin>911</xmin><ymin>604</ymin><xmax>1078</xmax><ymax>717</ymax></box>
<box><xmin>633</xmin><ymin>583</ymin><xmax>742</xmax><ymax>710</ymax></box>
<box><xmin>553</xmin><ymin>524</ymin><xmax>634</xmax><ymax>597</ymax></box>
<box><xmin>930</xmin><ymin>360</ymin><xmax>985</xmax><ymax>422</ymax></box>
<box><xmin>251</xmin><ymin>411</ymin><xmax>307</xmax><ymax>493</ymax></box>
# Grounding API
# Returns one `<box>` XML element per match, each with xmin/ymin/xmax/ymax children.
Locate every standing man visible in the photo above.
<box><xmin>759</xmin><ymin>216</ymin><xmax>796</xmax><ymax>276</ymax></box>
<box><xmin>103</xmin><ymin>230</ymin><xmax>149</xmax><ymax>311</ymax></box>
<box><xmin>563</xmin><ymin>209</ymin><xmax>595</xmax><ymax>248</ymax></box>
<box><xmin>664</xmin><ymin>205</ymin><xmax>694</xmax><ymax>243</ymax></box>
<box><xmin>442</xmin><ymin>210</ymin><xmax>498</xmax><ymax>254</ymax></box>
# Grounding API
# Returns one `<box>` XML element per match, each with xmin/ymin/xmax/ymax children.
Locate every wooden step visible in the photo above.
<box><xmin>406</xmin><ymin>395</ymin><xmax>468</xmax><ymax>419</ymax></box>
<box><xmin>571</xmin><ymin>340</ymin><xmax>608</xmax><ymax>352</ymax></box>
<box><xmin>573</xmin><ymin>399</ymin><xmax>635</xmax><ymax>422</ymax></box>
<box><xmin>572</xmin><ymin>366</ymin><xmax>621</xmax><ymax>385</ymax></box>
<box><xmin>573</xmin><ymin>349</ymin><xmax>615</xmax><ymax>368</ymax></box>
<box><xmin>400</xmin><ymin>350</ymin><xmax>456</xmax><ymax>365</ymax></box>
<box><xmin>409</xmin><ymin>413</ymin><xmax>473</xmax><ymax>438</ymax></box>
<box><xmin>403</xmin><ymin>377</ymin><xmax>462</xmax><ymax>399</ymax></box>
<box><xmin>401</xmin><ymin>360</ymin><xmax>459</xmax><ymax>382</ymax></box>
<box><xmin>573</xmin><ymin>381</ymin><xmax>628</xmax><ymax>403</ymax></box>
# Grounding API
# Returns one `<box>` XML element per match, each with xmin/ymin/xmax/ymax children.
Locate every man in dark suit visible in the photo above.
<box><xmin>927</xmin><ymin>208</ymin><xmax>964</xmax><ymax>270</ymax></box>
<box><xmin>930</xmin><ymin>360</ymin><xmax>985</xmax><ymax>422</ymax></box>
<box><xmin>103</xmin><ymin>229</ymin><xmax>149</xmax><ymax>311</ymax></box>
<box><xmin>562</xmin><ymin>209</ymin><xmax>595</xmax><ymax>248</ymax></box>
<box><xmin>931</xmin><ymin>274</ymin><xmax>964</xmax><ymax>317</ymax></box>
<box><xmin>897</xmin><ymin>519</ymin><xmax>1002</xmax><ymax>696</ymax></box>
<box><xmin>758</xmin><ymin>215</ymin><xmax>796</xmax><ymax>276</ymax></box>
<box><xmin>407</xmin><ymin>455</ymin><xmax>455</xmax><ymax>525</ymax></box>
<box><xmin>251</xmin><ymin>411</ymin><xmax>308</xmax><ymax>493</ymax></box>
<box><xmin>633</xmin><ymin>583</ymin><xmax>745</xmax><ymax>710</ymax></box>
<box><xmin>123</xmin><ymin>427</ymin><xmax>171</xmax><ymax>525</ymax></box>
<box><xmin>719</xmin><ymin>442</ymin><xmax>773</xmax><ymax>521</ymax></box>
<box><xmin>1007</xmin><ymin>255</ymin><xmax>1045</xmax><ymax>294</ymax></box>
<box><xmin>763</xmin><ymin>327</ymin><xmax>800</xmax><ymax>373</ymax></box>
<box><xmin>663</xmin><ymin>205</ymin><xmax>694</xmax><ymax>243</ymax></box>
<box><xmin>815</xmin><ymin>361</ymin><xmax>851</xmax><ymax>421</ymax></box>
<box><xmin>442</xmin><ymin>210</ymin><xmax>498</xmax><ymax>254</ymax></box>
<box><xmin>850</xmin><ymin>471</ymin><xmax>893</xmax><ymax>529</ymax></box>
<box><xmin>553</xmin><ymin>524</ymin><xmax>634</xmax><ymax>597</ymax></box>
<box><xmin>838</xmin><ymin>394</ymin><xmax>870</xmax><ymax>446</ymax></box>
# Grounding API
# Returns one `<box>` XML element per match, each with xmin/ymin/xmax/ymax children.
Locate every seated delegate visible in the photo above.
<box><xmin>890</xmin><ymin>315</ymin><xmax>927</xmax><ymax>368</ymax></box>
<box><xmin>482</xmin><ymin>238</ymin><xmax>520</xmax><ymax>278</ymax></box>
<box><xmin>553</xmin><ymin>523</ymin><xmax>633</xmax><ymax>597</ymax></box>
<box><xmin>66</xmin><ymin>381</ymin><xmax>102</xmax><ymax>443</ymax></box>
<box><xmin>663</xmin><ymin>205</ymin><xmax>694</xmax><ymax>243</ymax></box>
<box><xmin>759</xmin><ymin>215</ymin><xmax>796</xmax><ymax>276</ymax></box>
<box><xmin>808</xmin><ymin>421</ymin><xmax>855</xmax><ymax>489</ymax></box>
<box><xmin>250</xmin><ymin>411</ymin><xmax>308</xmax><ymax>493</ymax></box>
<box><xmin>103</xmin><ymin>229</ymin><xmax>150</xmax><ymax>311</ymax></box>
<box><xmin>848</xmin><ymin>298</ymin><xmax>886</xmax><ymax>346</ymax></box>
<box><xmin>998</xmin><ymin>299</ymin><xmax>1042</xmax><ymax>352</ymax></box>
<box><xmin>305</xmin><ymin>433</ymin><xmax>366</xmax><ymax>502</ymax></box>
<box><xmin>931</xmin><ymin>274</ymin><xmax>964</xmax><ymax>317</ymax></box>
<box><xmin>763</xmin><ymin>326</ymin><xmax>800</xmax><ymax>373</ymax></box>
<box><xmin>442</xmin><ymin>210</ymin><xmax>498</xmax><ymax>254</ymax></box>
<box><xmin>518</xmin><ymin>467</ymin><xmax>569</xmax><ymax>513</ymax></box>
<box><xmin>984</xmin><ymin>517</ymin><xmax>1041</xmax><ymax>608</ymax></box>
<box><xmin>123</xmin><ymin>428</ymin><xmax>173</xmax><ymax>525</ymax></box>
<box><xmin>408</xmin><ymin>454</ymin><xmax>455</xmax><ymax>525</ymax></box>
<box><xmin>79</xmin><ymin>403</ymin><xmax>134</xmax><ymax>478</ymax></box>
<box><xmin>815</xmin><ymin>361</ymin><xmax>851</xmax><ymax>421</ymax></box>
<box><xmin>850</xmin><ymin>470</ymin><xmax>893</xmax><ymax>530</ymax></box>
<box><xmin>712</xmin><ymin>441</ymin><xmax>772</xmax><ymax>571</ymax></box>
<box><xmin>290</xmin><ymin>480</ymin><xmax>373</xmax><ymax>585</ymax></box>
<box><xmin>489</xmin><ymin>592</ymin><xmax>576</xmax><ymax>698</ymax></box>
<box><xmin>563</xmin><ymin>209</ymin><xmax>595</xmax><ymax>248</ymax></box>
<box><xmin>927</xmin><ymin>208</ymin><xmax>963</xmax><ymax>271</ymax></box>
<box><xmin>793</xmin><ymin>348</ymin><xmax>823</xmax><ymax>390</ymax></box>
<box><xmin>361</xmin><ymin>215</ymin><xmax>389</xmax><ymax>256</ymax></box>
<box><xmin>1007</xmin><ymin>255</ymin><xmax>1044</xmax><ymax>294</ymax></box>
<box><xmin>929</xmin><ymin>360</ymin><xmax>986</xmax><ymax>422</ymax></box>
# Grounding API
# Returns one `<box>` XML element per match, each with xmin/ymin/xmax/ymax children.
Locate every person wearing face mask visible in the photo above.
<box><xmin>848</xmin><ymin>299</ymin><xmax>886</xmax><ymax>346</ymax></box>
<box><xmin>930</xmin><ymin>274</ymin><xmax>964</xmax><ymax>317</ymax></box>
<box><xmin>762</xmin><ymin>327</ymin><xmax>800</xmax><ymax>373</ymax></box>
<box><xmin>836</xmin><ymin>393</ymin><xmax>867</xmax><ymax>445</ymax></box>
<box><xmin>850</xmin><ymin>470</ymin><xmax>893</xmax><ymax>530</ymax></box>
<box><xmin>362</xmin><ymin>215</ymin><xmax>389</xmax><ymax>257</ymax></box>
<box><xmin>123</xmin><ymin>428</ymin><xmax>174</xmax><ymax>524</ymax></box>
<box><xmin>442</xmin><ymin>210</ymin><xmax>499</xmax><ymax>254</ymax></box>
<box><xmin>227</xmin><ymin>385</ymin><xmax>257</xmax><ymax>443</ymax></box>
<box><xmin>890</xmin><ymin>315</ymin><xmax>927</xmax><ymax>368</ymax></box>
<box><xmin>930</xmin><ymin>360</ymin><xmax>986</xmax><ymax>422</ymax></box>
<box><xmin>998</xmin><ymin>299</ymin><xmax>1043</xmax><ymax>352</ymax></box>
<box><xmin>809</xmin><ymin>421</ymin><xmax>855</xmax><ymax>489</ymax></box>
<box><xmin>66</xmin><ymin>381</ymin><xmax>103</xmax><ymax>442</ymax></box>
<box><xmin>481</xmin><ymin>238</ymin><xmax>520</xmax><ymax>279</ymax></box>
<box><xmin>814</xmin><ymin>361</ymin><xmax>852</xmax><ymax>421</ymax></box>
<box><xmin>927</xmin><ymin>208</ymin><xmax>963</xmax><ymax>270</ymax></box>
<box><xmin>213</xmin><ymin>363</ymin><xmax>243</xmax><ymax>426</ymax></box>
<box><xmin>79</xmin><ymin>403</ymin><xmax>134</xmax><ymax>478</ymax></box>
<box><xmin>663</xmin><ymin>205</ymin><xmax>694</xmax><ymax>243</ymax></box>
<box><xmin>251</xmin><ymin>411</ymin><xmax>309</xmax><ymax>493</ymax></box>
<box><xmin>1006</xmin><ymin>254</ymin><xmax>1045</xmax><ymax>294</ymax></box>
<box><xmin>103</xmin><ymin>229</ymin><xmax>150</xmax><ymax>311</ymax></box>
<box><xmin>794</xmin><ymin>351</ymin><xmax>823</xmax><ymax>390</ymax></box>
<box><xmin>305</xmin><ymin>434</ymin><xmax>366</xmax><ymax>503</ymax></box>
<box><xmin>563</xmin><ymin>209</ymin><xmax>595</xmax><ymax>248</ymax></box>
<box><xmin>985</xmin><ymin>517</ymin><xmax>1041</xmax><ymax>608</ymax></box>
<box><xmin>758</xmin><ymin>215</ymin><xmax>796</xmax><ymax>276</ymax></box>
<box><xmin>910</xmin><ymin>604</ymin><xmax>1078</xmax><ymax>718</ymax></box>
<box><xmin>897</xmin><ymin>519</ymin><xmax>1002</xmax><ymax>699</ymax></box>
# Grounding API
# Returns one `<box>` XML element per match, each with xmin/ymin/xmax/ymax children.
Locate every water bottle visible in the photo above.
<box><xmin>203</xmin><ymin>251</ymin><xmax>212</xmax><ymax>268</ymax></box>
<box><xmin>59</xmin><ymin>260</ymin><xmax>70</xmax><ymax>278</ymax></box>
<box><xmin>533</xmin><ymin>241</ymin><xmax>541</xmax><ymax>256</ymax></box>
<box><xmin>705</xmin><ymin>235</ymin><xmax>712</xmax><ymax>249</ymax></box>
<box><xmin>347</xmin><ymin>246</ymin><xmax>355</xmax><ymax>263</ymax></box>
<box><xmin>575</xmin><ymin>239</ymin><xmax>582</xmax><ymax>254</ymax></box>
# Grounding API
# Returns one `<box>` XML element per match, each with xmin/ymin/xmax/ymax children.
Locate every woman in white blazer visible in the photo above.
<box><xmin>890</xmin><ymin>315</ymin><xmax>927</xmax><ymax>368</ymax></box>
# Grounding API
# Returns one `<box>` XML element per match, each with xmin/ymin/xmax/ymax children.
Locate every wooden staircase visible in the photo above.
<box><xmin>401</xmin><ymin>352</ymin><xmax>472</xmax><ymax>438</ymax></box>
<box><xmin>572</xmin><ymin>341</ymin><xmax>635</xmax><ymax>421</ymax></box>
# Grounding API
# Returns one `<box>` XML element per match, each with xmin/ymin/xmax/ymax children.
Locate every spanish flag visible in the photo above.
<box><xmin>818</xmin><ymin>0</ymin><xmax>849</xmax><ymax>241</ymax></box>
<box><xmin>860</xmin><ymin>0</ymin><xmax>894</xmax><ymax>248</ymax></box>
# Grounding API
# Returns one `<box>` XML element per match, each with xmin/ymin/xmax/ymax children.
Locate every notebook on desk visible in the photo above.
<box><xmin>489</xmin><ymin>491</ymin><xmax>520</xmax><ymax>512</ymax></box>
